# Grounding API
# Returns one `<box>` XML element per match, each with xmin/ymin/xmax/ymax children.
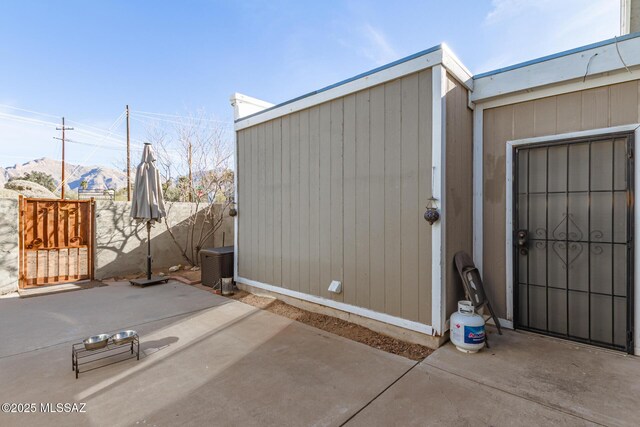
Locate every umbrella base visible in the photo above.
<box><xmin>130</xmin><ymin>277</ymin><xmax>170</xmax><ymax>287</ymax></box>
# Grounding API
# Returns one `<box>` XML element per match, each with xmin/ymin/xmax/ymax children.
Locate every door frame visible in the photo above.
<box><xmin>505</xmin><ymin>124</ymin><xmax>640</xmax><ymax>355</ymax></box>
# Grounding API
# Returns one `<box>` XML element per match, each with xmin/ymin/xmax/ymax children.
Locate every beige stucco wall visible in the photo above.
<box><xmin>95</xmin><ymin>201</ymin><xmax>233</xmax><ymax>279</ymax></box>
<box><xmin>0</xmin><ymin>198</ymin><xmax>19</xmax><ymax>294</ymax></box>
<box><xmin>237</xmin><ymin>69</ymin><xmax>434</xmax><ymax>324</ymax></box>
<box><xmin>0</xmin><ymin>199</ymin><xmax>233</xmax><ymax>290</ymax></box>
<box><xmin>482</xmin><ymin>80</ymin><xmax>640</xmax><ymax>318</ymax></box>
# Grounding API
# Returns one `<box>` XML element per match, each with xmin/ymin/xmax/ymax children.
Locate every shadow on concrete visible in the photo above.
<box><xmin>0</xmin><ymin>281</ymin><xmax>236</xmax><ymax>358</ymax></box>
<box><xmin>76</xmin><ymin>305</ymin><xmax>411</xmax><ymax>427</ymax></box>
<box><xmin>140</xmin><ymin>336</ymin><xmax>180</xmax><ymax>354</ymax></box>
<box><xmin>0</xmin><ymin>282</ymin><xmax>417</xmax><ymax>427</ymax></box>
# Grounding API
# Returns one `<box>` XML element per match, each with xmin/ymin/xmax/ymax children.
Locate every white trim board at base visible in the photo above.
<box><xmin>505</xmin><ymin>124</ymin><xmax>640</xmax><ymax>356</ymax></box>
<box><xmin>235</xmin><ymin>276</ymin><xmax>436</xmax><ymax>336</ymax></box>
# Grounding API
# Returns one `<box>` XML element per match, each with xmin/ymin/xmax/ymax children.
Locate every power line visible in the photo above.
<box><xmin>61</xmin><ymin>136</ymin><xmax>181</xmax><ymax>153</ymax></box>
<box><xmin>73</xmin><ymin>127</ymin><xmax>145</xmax><ymax>145</ymax></box>
<box><xmin>53</xmin><ymin>117</ymin><xmax>74</xmax><ymax>199</ymax></box>
<box><xmin>0</xmin><ymin>104</ymin><xmax>205</xmax><ymax>141</ymax></box>
<box><xmin>0</xmin><ymin>104</ymin><xmax>61</xmax><ymax>119</ymax></box>
<box><xmin>54</xmin><ymin>111</ymin><xmax>127</xmax><ymax>193</ymax></box>
<box><xmin>66</xmin><ymin>119</ymin><xmax>128</xmax><ymax>139</ymax></box>
<box><xmin>0</xmin><ymin>109</ymin><xmax>145</xmax><ymax>145</ymax></box>
<box><xmin>133</xmin><ymin>110</ymin><xmax>233</xmax><ymax>124</ymax></box>
<box><xmin>132</xmin><ymin>112</ymin><xmax>233</xmax><ymax>128</ymax></box>
<box><xmin>0</xmin><ymin>111</ymin><xmax>60</xmax><ymax>127</ymax></box>
<box><xmin>63</xmin><ymin>138</ymin><xmax>143</xmax><ymax>151</ymax></box>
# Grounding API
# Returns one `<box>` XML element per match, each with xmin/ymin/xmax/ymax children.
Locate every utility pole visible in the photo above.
<box><xmin>126</xmin><ymin>105</ymin><xmax>131</xmax><ymax>201</ymax></box>
<box><xmin>54</xmin><ymin>117</ymin><xmax>74</xmax><ymax>199</ymax></box>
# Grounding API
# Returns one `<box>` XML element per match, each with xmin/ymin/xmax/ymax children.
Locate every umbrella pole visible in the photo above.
<box><xmin>146</xmin><ymin>221</ymin><xmax>152</xmax><ymax>280</ymax></box>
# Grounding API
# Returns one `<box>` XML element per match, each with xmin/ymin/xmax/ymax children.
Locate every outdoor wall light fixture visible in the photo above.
<box><xmin>424</xmin><ymin>197</ymin><xmax>439</xmax><ymax>225</ymax></box>
<box><xmin>228</xmin><ymin>202</ymin><xmax>238</xmax><ymax>217</ymax></box>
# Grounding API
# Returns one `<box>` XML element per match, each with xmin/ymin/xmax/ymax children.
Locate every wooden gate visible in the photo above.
<box><xmin>18</xmin><ymin>197</ymin><xmax>95</xmax><ymax>288</ymax></box>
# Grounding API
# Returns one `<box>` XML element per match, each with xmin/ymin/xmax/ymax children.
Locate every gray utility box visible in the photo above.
<box><xmin>200</xmin><ymin>246</ymin><xmax>234</xmax><ymax>288</ymax></box>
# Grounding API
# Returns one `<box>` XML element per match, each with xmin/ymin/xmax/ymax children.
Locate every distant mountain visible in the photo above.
<box><xmin>0</xmin><ymin>157</ymin><xmax>128</xmax><ymax>191</ymax></box>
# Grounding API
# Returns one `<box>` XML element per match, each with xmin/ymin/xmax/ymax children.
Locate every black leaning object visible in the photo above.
<box><xmin>454</xmin><ymin>251</ymin><xmax>502</xmax><ymax>335</ymax></box>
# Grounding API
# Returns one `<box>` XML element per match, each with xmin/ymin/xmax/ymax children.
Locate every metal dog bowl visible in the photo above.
<box><xmin>111</xmin><ymin>330</ymin><xmax>137</xmax><ymax>346</ymax></box>
<box><xmin>83</xmin><ymin>334</ymin><xmax>110</xmax><ymax>351</ymax></box>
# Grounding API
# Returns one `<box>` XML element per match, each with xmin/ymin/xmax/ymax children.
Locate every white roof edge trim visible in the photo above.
<box><xmin>472</xmin><ymin>35</ymin><xmax>640</xmax><ymax>102</ymax></box>
<box><xmin>441</xmin><ymin>43</ymin><xmax>474</xmax><ymax>90</ymax></box>
<box><xmin>230</xmin><ymin>93</ymin><xmax>275</xmax><ymax>121</ymax></box>
<box><xmin>474</xmin><ymin>67</ymin><xmax>639</xmax><ymax>109</ymax></box>
<box><xmin>234</xmin><ymin>48</ymin><xmax>445</xmax><ymax>131</ymax></box>
<box><xmin>229</xmin><ymin>93</ymin><xmax>274</xmax><ymax>108</ymax></box>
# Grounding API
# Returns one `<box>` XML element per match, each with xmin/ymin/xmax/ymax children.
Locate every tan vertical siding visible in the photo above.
<box><xmin>299</xmin><ymin>110</ymin><xmax>310</xmax><ymax>295</ymax></box>
<box><xmin>400</xmin><ymin>73</ymin><xmax>421</xmax><ymax>321</ymax></box>
<box><xmin>384</xmin><ymin>80</ymin><xmax>402</xmax><ymax>317</ymax></box>
<box><xmin>418</xmin><ymin>70</ymin><xmax>434</xmax><ymax>324</ymax></box>
<box><xmin>581</xmin><ymin>87</ymin><xmax>609</xmax><ymax>129</ymax></box>
<box><xmin>240</xmin><ymin>129</ymin><xmax>247</xmax><ymax>278</ymax></box>
<box><xmin>330</xmin><ymin>100</ymin><xmax>344</xmax><ymax>303</ymax></box>
<box><xmin>343</xmin><ymin>94</ymin><xmax>357</xmax><ymax>306</ymax></box>
<box><xmin>319</xmin><ymin>104</ymin><xmax>332</xmax><ymax>299</ymax></box>
<box><xmin>355</xmin><ymin>91</ymin><xmax>371</xmax><ymax>309</ymax></box>
<box><xmin>258</xmin><ymin>124</ymin><xmax>266</xmax><ymax>283</ymax></box>
<box><xmin>237</xmin><ymin>131</ymin><xmax>247</xmax><ymax>277</ymax></box>
<box><xmin>251</xmin><ymin>126</ymin><xmax>259</xmax><ymax>278</ymax></box>
<box><xmin>237</xmin><ymin>69</ymin><xmax>434</xmax><ymax>323</ymax></box>
<box><xmin>444</xmin><ymin>74</ymin><xmax>474</xmax><ymax>318</ymax></box>
<box><xmin>290</xmin><ymin>113</ymin><xmax>300</xmax><ymax>292</ymax></box>
<box><xmin>308</xmin><ymin>108</ymin><xmax>320</xmax><ymax>295</ymax></box>
<box><xmin>483</xmin><ymin>105</ymin><xmax>513</xmax><ymax>316</ymax></box>
<box><xmin>273</xmin><ymin>118</ymin><xmax>283</xmax><ymax>286</ymax></box>
<box><xmin>483</xmin><ymin>81</ymin><xmax>640</xmax><ymax>318</ymax></box>
<box><xmin>281</xmin><ymin>116</ymin><xmax>291</xmax><ymax>289</ymax></box>
<box><xmin>369</xmin><ymin>84</ymin><xmax>386</xmax><ymax>313</ymax></box>
<box><xmin>265</xmin><ymin>121</ymin><xmax>274</xmax><ymax>285</ymax></box>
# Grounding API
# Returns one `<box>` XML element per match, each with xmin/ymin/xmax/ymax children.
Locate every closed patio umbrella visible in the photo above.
<box><xmin>130</xmin><ymin>143</ymin><xmax>169</xmax><ymax>287</ymax></box>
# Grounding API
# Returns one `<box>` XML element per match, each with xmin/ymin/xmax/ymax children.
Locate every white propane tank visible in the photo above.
<box><xmin>450</xmin><ymin>300</ymin><xmax>486</xmax><ymax>353</ymax></box>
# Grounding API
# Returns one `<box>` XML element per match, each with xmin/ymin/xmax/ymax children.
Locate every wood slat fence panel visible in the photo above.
<box><xmin>18</xmin><ymin>197</ymin><xmax>94</xmax><ymax>288</ymax></box>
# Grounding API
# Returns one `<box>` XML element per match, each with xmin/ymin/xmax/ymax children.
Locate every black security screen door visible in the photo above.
<box><xmin>514</xmin><ymin>134</ymin><xmax>634</xmax><ymax>353</ymax></box>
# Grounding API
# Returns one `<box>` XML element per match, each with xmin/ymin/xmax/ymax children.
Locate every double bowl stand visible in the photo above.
<box><xmin>72</xmin><ymin>334</ymin><xmax>140</xmax><ymax>379</ymax></box>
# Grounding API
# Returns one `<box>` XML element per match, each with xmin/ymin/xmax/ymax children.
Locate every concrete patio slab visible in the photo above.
<box><xmin>351</xmin><ymin>329</ymin><xmax>640</xmax><ymax>427</ymax></box>
<box><xmin>424</xmin><ymin>331</ymin><xmax>640</xmax><ymax>426</ymax></box>
<box><xmin>346</xmin><ymin>361</ymin><xmax>592</xmax><ymax>426</ymax></box>
<box><xmin>0</xmin><ymin>280</ymin><xmax>227</xmax><ymax>357</ymax></box>
<box><xmin>0</xmin><ymin>282</ymin><xmax>413</xmax><ymax>426</ymax></box>
<box><xmin>2</xmin><ymin>281</ymin><xmax>640</xmax><ymax>426</ymax></box>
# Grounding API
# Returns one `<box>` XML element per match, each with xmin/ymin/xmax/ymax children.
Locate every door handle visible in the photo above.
<box><xmin>517</xmin><ymin>230</ymin><xmax>528</xmax><ymax>255</ymax></box>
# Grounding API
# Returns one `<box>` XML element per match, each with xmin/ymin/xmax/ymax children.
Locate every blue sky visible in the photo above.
<box><xmin>0</xmin><ymin>0</ymin><xmax>620</xmax><ymax>169</ymax></box>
